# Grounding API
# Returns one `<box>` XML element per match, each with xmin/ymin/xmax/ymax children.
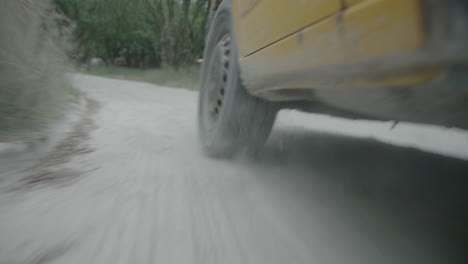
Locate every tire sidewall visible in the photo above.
<box><xmin>198</xmin><ymin>1</ymin><xmax>276</xmax><ymax>157</ymax></box>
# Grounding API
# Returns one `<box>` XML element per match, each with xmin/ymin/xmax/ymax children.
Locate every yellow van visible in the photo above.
<box><xmin>198</xmin><ymin>0</ymin><xmax>468</xmax><ymax>157</ymax></box>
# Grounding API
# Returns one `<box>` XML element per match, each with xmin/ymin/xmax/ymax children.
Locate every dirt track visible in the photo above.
<box><xmin>1</xmin><ymin>74</ymin><xmax>467</xmax><ymax>264</ymax></box>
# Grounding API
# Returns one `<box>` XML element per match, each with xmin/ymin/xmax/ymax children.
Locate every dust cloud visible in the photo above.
<box><xmin>2</xmin><ymin>75</ymin><xmax>465</xmax><ymax>264</ymax></box>
<box><xmin>0</xmin><ymin>2</ymin><xmax>467</xmax><ymax>262</ymax></box>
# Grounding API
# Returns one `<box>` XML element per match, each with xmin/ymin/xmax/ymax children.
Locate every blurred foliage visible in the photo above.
<box><xmin>88</xmin><ymin>65</ymin><xmax>200</xmax><ymax>90</ymax></box>
<box><xmin>0</xmin><ymin>0</ymin><xmax>78</xmax><ymax>136</ymax></box>
<box><xmin>54</xmin><ymin>0</ymin><xmax>210</xmax><ymax>69</ymax></box>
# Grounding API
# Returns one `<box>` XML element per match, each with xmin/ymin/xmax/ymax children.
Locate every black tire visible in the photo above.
<box><xmin>198</xmin><ymin>1</ymin><xmax>277</xmax><ymax>158</ymax></box>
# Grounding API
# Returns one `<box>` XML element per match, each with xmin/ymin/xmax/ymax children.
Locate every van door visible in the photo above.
<box><xmin>233</xmin><ymin>0</ymin><xmax>342</xmax><ymax>58</ymax></box>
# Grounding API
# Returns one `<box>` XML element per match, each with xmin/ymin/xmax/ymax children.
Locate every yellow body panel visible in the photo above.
<box><xmin>233</xmin><ymin>0</ymin><xmax>341</xmax><ymax>57</ymax></box>
<box><xmin>344</xmin><ymin>71</ymin><xmax>444</xmax><ymax>89</ymax></box>
<box><xmin>236</xmin><ymin>0</ymin><xmax>435</xmax><ymax>90</ymax></box>
<box><xmin>240</xmin><ymin>14</ymin><xmax>344</xmax><ymax>89</ymax></box>
<box><xmin>343</xmin><ymin>0</ymin><xmax>424</xmax><ymax>63</ymax></box>
<box><xmin>344</xmin><ymin>0</ymin><xmax>366</xmax><ymax>7</ymax></box>
<box><xmin>237</xmin><ymin>0</ymin><xmax>258</xmax><ymax>13</ymax></box>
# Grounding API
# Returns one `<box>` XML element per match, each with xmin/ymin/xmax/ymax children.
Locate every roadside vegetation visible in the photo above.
<box><xmin>0</xmin><ymin>0</ymin><xmax>210</xmax><ymax>138</ymax></box>
<box><xmin>0</xmin><ymin>0</ymin><xmax>78</xmax><ymax>138</ymax></box>
<box><xmin>87</xmin><ymin>65</ymin><xmax>200</xmax><ymax>90</ymax></box>
<box><xmin>55</xmin><ymin>0</ymin><xmax>209</xmax><ymax>87</ymax></box>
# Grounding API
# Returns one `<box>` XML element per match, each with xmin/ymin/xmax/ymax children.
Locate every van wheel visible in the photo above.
<box><xmin>198</xmin><ymin>1</ymin><xmax>277</xmax><ymax>158</ymax></box>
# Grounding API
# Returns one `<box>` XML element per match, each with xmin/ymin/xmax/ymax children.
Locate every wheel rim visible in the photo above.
<box><xmin>205</xmin><ymin>34</ymin><xmax>231</xmax><ymax>125</ymax></box>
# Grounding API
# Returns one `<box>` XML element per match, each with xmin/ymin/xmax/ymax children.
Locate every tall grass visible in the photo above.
<box><xmin>0</xmin><ymin>0</ymin><xmax>76</xmax><ymax>138</ymax></box>
<box><xmin>87</xmin><ymin>65</ymin><xmax>200</xmax><ymax>90</ymax></box>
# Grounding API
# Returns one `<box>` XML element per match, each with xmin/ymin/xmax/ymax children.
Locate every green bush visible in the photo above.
<box><xmin>87</xmin><ymin>65</ymin><xmax>200</xmax><ymax>90</ymax></box>
<box><xmin>54</xmin><ymin>0</ymin><xmax>209</xmax><ymax>69</ymax></box>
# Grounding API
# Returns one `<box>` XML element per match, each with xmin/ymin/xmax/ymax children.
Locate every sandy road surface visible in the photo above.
<box><xmin>1</xmin><ymin>74</ymin><xmax>467</xmax><ymax>264</ymax></box>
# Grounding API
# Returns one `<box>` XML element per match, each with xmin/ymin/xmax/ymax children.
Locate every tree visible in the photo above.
<box><xmin>54</xmin><ymin>0</ymin><xmax>209</xmax><ymax>68</ymax></box>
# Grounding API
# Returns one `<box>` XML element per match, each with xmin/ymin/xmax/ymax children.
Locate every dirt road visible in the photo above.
<box><xmin>1</xmin><ymin>75</ymin><xmax>467</xmax><ymax>264</ymax></box>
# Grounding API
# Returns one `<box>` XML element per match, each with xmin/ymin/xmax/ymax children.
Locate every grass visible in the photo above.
<box><xmin>86</xmin><ymin>65</ymin><xmax>201</xmax><ymax>90</ymax></box>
